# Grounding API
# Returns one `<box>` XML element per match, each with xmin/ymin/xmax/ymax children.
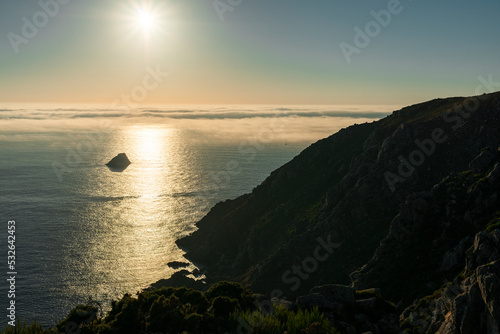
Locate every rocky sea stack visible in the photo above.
<box><xmin>106</xmin><ymin>153</ymin><xmax>131</xmax><ymax>169</ymax></box>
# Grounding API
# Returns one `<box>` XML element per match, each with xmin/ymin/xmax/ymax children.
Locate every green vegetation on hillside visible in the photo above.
<box><xmin>1</xmin><ymin>282</ymin><xmax>338</xmax><ymax>334</ymax></box>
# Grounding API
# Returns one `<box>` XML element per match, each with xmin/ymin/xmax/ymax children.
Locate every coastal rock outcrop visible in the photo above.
<box><xmin>106</xmin><ymin>153</ymin><xmax>131</xmax><ymax>169</ymax></box>
<box><xmin>400</xmin><ymin>229</ymin><xmax>500</xmax><ymax>334</ymax></box>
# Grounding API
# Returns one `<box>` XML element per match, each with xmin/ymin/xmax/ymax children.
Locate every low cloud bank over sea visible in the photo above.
<box><xmin>0</xmin><ymin>104</ymin><xmax>397</xmax><ymax>144</ymax></box>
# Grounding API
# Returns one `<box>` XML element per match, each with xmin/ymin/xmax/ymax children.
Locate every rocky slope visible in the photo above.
<box><xmin>354</xmin><ymin>144</ymin><xmax>500</xmax><ymax>333</ymax></box>
<box><xmin>400</xmin><ymin>228</ymin><xmax>500</xmax><ymax>334</ymax></box>
<box><xmin>172</xmin><ymin>91</ymin><xmax>500</xmax><ymax>332</ymax></box>
<box><xmin>351</xmin><ymin>146</ymin><xmax>500</xmax><ymax>303</ymax></box>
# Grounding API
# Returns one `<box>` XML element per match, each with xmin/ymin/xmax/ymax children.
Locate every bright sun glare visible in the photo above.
<box><xmin>137</xmin><ymin>9</ymin><xmax>155</xmax><ymax>31</ymax></box>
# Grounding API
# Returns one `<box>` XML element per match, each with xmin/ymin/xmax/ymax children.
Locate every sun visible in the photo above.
<box><xmin>137</xmin><ymin>9</ymin><xmax>155</xmax><ymax>31</ymax></box>
<box><xmin>119</xmin><ymin>1</ymin><xmax>168</xmax><ymax>40</ymax></box>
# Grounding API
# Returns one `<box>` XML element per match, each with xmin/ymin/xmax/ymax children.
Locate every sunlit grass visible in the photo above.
<box><xmin>0</xmin><ymin>320</ymin><xmax>49</xmax><ymax>334</ymax></box>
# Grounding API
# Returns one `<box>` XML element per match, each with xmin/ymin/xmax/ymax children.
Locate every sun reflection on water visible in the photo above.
<box><xmin>128</xmin><ymin>126</ymin><xmax>174</xmax><ymax>199</ymax></box>
<box><xmin>125</xmin><ymin>127</ymin><xmax>178</xmax><ymax>281</ymax></box>
<box><xmin>61</xmin><ymin>126</ymin><xmax>204</xmax><ymax>311</ymax></box>
<box><xmin>53</xmin><ymin>122</ymin><xmax>306</xmax><ymax>324</ymax></box>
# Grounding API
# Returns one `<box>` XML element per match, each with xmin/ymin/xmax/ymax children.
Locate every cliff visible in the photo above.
<box><xmin>174</xmin><ymin>91</ymin><xmax>500</xmax><ymax>332</ymax></box>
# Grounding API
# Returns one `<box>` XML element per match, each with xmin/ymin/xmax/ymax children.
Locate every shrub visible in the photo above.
<box><xmin>56</xmin><ymin>304</ymin><xmax>98</xmax><ymax>333</ymax></box>
<box><xmin>147</xmin><ymin>295</ymin><xmax>183</xmax><ymax>333</ymax></box>
<box><xmin>233</xmin><ymin>306</ymin><xmax>339</xmax><ymax>334</ymax></box>
<box><xmin>211</xmin><ymin>296</ymin><xmax>239</xmax><ymax>317</ymax></box>
<box><xmin>104</xmin><ymin>294</ymin><xmax>140</xmax><ymax>334</ymax></box>
<box><xmin>0</xmin><ymin>320</ymin><xmax>48</xmax><ymax>334</ymax></box>
<box><xmin>205</xmin><ymin>281</ymin><xmax>255</xmax><ymax>308</ymax></box>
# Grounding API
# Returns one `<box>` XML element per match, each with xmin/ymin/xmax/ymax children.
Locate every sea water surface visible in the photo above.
<box><xmin>0</xmin><ymin>104</ymin><xmax>394</xmax><ymax>326</ymax></box>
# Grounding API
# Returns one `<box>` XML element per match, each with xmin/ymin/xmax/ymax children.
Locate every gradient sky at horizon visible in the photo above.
<box><xmin>1</xmin><ymin>0</ymin><xmax>499</xmax><ymax>106</ymax></box>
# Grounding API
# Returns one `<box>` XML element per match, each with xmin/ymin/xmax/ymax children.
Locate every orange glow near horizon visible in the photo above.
<box><xmin>1</xmin><ymin>2</ymin><xmax>497</xmax><ymax>106</ymax></box>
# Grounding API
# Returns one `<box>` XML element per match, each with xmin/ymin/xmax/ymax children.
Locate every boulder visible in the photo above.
<box><xmin>296</xmin><ymin>293</ymin><xmax>335</xmax><ymax>310</ymax></box>
<box><xmin>477</xmin><ymin>260</ymin><xmax>500</xmax><ymax>323</ymax></box>
<box><xmin>106</xmin><ymin>153</ymin><xmax>131</xmax><ymax>169</ymax></box>
<box><xmin>466</xmin><ymin>230</ymin><xmax>500</xmax><ymax>273</ymax></box>
<box><xmin>309</xmin><ymin>284</ymin><xmax>355</xmax><ymax>305</ymax></box>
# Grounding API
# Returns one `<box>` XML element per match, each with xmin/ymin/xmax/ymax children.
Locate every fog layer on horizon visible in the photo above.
<box><xmin>0</xmin><ymin>104</ymin><xmax>397</xmax><ymax>144</ymax></box>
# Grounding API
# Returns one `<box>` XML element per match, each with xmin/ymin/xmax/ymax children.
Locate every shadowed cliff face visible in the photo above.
<box><xmin>176</xmin><ymin>92</ymin><xmax>500</xmax><ymax>304</ymax></box>
<box><xmin>352</xmin><ymin>147</ymin><xmax>500</xmax><ymax>299</ymax></box>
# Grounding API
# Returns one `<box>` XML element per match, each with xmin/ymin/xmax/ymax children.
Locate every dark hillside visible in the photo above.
<box><xmin>177</xmin><ymin>92</ymin><xmax>500</xmax><ymax>305</ymax></box>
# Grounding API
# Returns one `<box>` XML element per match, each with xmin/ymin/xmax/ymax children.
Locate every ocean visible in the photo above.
<box><xmin>0</xmin><ymin>104</ymin><xmax>394</xmax><ymax>327</ymax></box>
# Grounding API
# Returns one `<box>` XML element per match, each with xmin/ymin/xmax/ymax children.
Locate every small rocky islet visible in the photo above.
<box><xmin>105</xmin><ymin>153</ymin><xmax>131</xmax><ymax>169</ymax></box>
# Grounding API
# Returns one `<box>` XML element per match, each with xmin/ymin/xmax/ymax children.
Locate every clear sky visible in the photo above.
<box><xmin>1</xmin><ymin>0</ymin><xmax>499</xmax><ymax>105</ymax></box>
